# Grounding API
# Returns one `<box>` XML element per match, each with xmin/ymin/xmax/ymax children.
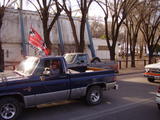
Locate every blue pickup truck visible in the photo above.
<box><xmin>0</xmin><ymin>56</ymin><xmax>118</xmax><ymax>120</ymax></box>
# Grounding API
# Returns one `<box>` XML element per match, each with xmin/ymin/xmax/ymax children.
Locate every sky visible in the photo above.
<box><xmin>23</xmin><ymin>0</ymin><xmax>105</xmax><ymax>21</ymax></box>
<box><xmin>0</xmin><ymin>0</ymin><xmax>105</xmax><ymax>21</ymax></box>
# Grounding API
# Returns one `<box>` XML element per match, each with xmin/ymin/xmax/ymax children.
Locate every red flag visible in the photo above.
<box><xmin>28</xmin><ymin>27</ymin><xmax>50</xmax><ymax>55</ymax></box>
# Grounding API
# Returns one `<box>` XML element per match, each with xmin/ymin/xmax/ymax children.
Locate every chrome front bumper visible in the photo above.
<box><xmin>106</xmin><ymin>82</ymin><xmax>118</xmax><ymax>90</ymax></box>
<box><xmin>144</xmin><ymin>74</ymin><xmax>160</xmax><ymax>80</ymax></box>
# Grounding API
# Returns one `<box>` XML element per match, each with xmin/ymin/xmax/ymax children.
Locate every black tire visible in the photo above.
<box><xmin>91</xmin><ymin>57</ymin><xmax>101</xmax><ymax>63</ymax></box>
<box><xmin>157</xmin><ymin>104</ymin><xmax>160</xmax><ymax>110</ymax></box>
<box><xmin>148</xmin><ymin>78</ymin><xmax>155</xmax><ymax>82</ymax></box>
<box><xmin>0</xmin><ymin>97</ymin><xmax>22</xmax><ymax>120</ymax></box>
<box><xmin>86</xmin><ymin>86</ymin><xmax>103</xmax><ymax>105</ymax></box>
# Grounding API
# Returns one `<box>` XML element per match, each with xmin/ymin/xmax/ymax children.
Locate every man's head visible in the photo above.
<box><xmin>51</xmin><ymin>61</ymin><xmax>59</xmax><ymax>69</ymax></box>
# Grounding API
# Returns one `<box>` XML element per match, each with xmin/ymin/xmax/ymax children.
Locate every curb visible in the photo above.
<box><xmin>117</xmin><ymin>70</ymin><xmax>145</xmax><ymax>76</ymax></box>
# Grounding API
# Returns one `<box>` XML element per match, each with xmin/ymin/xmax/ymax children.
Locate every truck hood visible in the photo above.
<box><xmin>145</xmin><ymin>62</ymin><xmax>160</xmax><ymax>69</ymax></box>
<box><xmin>0</xmin><ymin>71</ymin><xmax>25</xmax><ymax>83</ymax></box>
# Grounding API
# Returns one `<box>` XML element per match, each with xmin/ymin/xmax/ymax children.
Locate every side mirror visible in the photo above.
<box><xmin>43</xmin><ymin>67</ymin><xmax>51</xmax><ymax>76</ymax></box>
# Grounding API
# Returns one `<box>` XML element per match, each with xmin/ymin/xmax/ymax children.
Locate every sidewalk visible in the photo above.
<box><xmin>117</xmin><ymin>60</ymin><xmax>146</xmax><ymax>75</ymax></box>
<box><xmin>118</xmin><ymin>67</ymin><xmax>144</xmax><ymax>75</ymax></box>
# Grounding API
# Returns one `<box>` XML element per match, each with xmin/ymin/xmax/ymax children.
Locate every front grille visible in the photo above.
<box><xmin>149</xmin><ymin>68</ymin><xmax>160</xmax><ymax>73</ymax></box>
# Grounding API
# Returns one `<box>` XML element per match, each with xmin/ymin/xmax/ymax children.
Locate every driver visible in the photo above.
<box><xmin>50</xmin><ymin>60</ymin><xmax>60</xmax><ymax>76</ymax></box>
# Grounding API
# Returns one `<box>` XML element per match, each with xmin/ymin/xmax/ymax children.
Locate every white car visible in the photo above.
<box><xmin>156</xmin><ymin>86</ymin><xmax>160</xmax><ymax>110</ymax></box>
<box><xmin>144</xmin><ymin>62</ymin><xmax>160</xmax><ymax>82</ymax></box>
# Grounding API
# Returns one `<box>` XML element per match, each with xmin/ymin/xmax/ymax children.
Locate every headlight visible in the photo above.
<box><xmin>145</xmin><ymin>68</ymin><xmax>150</xmax><ymax>72</ymax></box>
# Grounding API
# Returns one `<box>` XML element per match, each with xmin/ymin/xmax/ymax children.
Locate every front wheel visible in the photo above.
<box><xmin>148</xmin><ymin>78</ymin><xmax>155</xmax><ymax>82</ymax></box>
<box><xmin>0</xmin><ymin>97</ymin><xmax>22</xmax><ymax>120</ymax></box>
<box><xmin>86</xmin><ymin>86</ymin><xmax>103</xmax><ymax>105</ymax></box>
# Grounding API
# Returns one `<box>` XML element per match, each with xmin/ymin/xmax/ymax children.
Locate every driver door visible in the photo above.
<box><xmin>35</xmin><ymin>59</ymin><xmax>70</xmax><ymax>105</ymax></box>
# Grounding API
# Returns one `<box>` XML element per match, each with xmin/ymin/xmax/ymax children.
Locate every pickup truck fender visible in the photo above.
<box><xmin>71</xmin><ymin>82</ymin><xmax>106</xmax><ymax>99</ymax></box>
<box><xmin>86</xmin><ymin>81</ymin><xmax>117</xmax><ymax>92</ymax></box>
<box><xmin>86</xmin><ymin>82</ymin><xmax>106</xmax><ymax>90</ymax></box>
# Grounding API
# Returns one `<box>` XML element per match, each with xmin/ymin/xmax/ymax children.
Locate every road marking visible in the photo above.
<box><xmin>71</xmin><ymin>98</ymin><xmax>154</xmax><ymax>120</ymax></box>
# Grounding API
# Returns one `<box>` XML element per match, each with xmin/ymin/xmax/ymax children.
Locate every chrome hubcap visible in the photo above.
<box><xmin>90</xmin><ymin>90</ymin><xmax>100</xmax><ymax>102</ymax></box>
<box><xmin>0</xmin><ymin>103</ymin><xmax>16</xmax><ymax>119</ymax></box>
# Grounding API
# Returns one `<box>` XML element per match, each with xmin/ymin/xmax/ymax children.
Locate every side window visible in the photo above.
<box><xmin>77</xmin><ymin>55</ymin><xmax>87</xmax><ymax>64</ymax></box>
<box><xmin>34</xmin><ymin>59</ymin><xmax>62</xmax><ymax>76</ymax></box>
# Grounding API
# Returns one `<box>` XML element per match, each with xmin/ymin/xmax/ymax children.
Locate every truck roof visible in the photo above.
<box><xmin>41</xmin><ymin>56</ymin><xmax>64</xmax><ymax>59</ymax></box>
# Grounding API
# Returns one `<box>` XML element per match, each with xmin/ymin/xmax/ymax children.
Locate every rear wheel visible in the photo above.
<box><xmin>0</xmin><ymin>97</ymin><xmax>22</xmax><ymax>120</ymax></box>
<box><xmin>148</xmin><ymin>78</ymin><xmax>155</xmax><ymax>82</ymax></box>
<box><xmin>86</xmin><ymin>86</ymin><xmax>103</xmax><ymax>105</ymax></box>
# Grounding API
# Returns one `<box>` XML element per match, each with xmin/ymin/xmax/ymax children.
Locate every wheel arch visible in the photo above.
<box><xmin>86</xmin><ymin>83</ymin><xmax>106</xmax><ymax>92</ymax></box>
<box><xmin>0</xmin><ymin>93</ymin><xmax>25</xmax><ymax>105</ymax></box>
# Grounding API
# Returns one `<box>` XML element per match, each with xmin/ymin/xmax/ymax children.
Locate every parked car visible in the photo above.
<box><xmin>0</xmin><ymin>56</ymin><xmax>118</xmax><ymax>120</ymax></box>
<box><xmin>156</xmin><ymin>86</ymin><xmax>160</xmax><ymax>110</ymax></box>
<box><xmin>144</xmin><ymin>62</ymin><xmax>160</xmax><ymax>82</ymax></box>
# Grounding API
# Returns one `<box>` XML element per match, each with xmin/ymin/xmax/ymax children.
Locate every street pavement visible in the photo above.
<box><xmin>17</xmin><ymin>73</ymin><xmax>160</xmax><ymax>120</ymax></box>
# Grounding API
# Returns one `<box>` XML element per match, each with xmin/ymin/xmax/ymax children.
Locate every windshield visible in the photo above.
<box><xmin>15</xmin><ymin>57</ymin><xmax>39</xmax><ymax>76</ymax></box>
<box><xmin>64</xmin><ymin>54</ymin><xmax>76</xmax><ymax>64</ymax></box>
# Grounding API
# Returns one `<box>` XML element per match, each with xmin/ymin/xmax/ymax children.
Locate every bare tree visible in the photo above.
<box><xmin>28</xmin><ymin>0</ymin><xmax>63</xmax><ymax>54</ymax></box>
<box><xmin>140</xmin><ymin>0</ymin><xmax>160</xmax><ymax>64</ymax></box>
<box><xmin>124</xmin><ymin>2</ymin><xmax>144</xmax><ymax>67</ymax></box>
<box><xmin>0</xmin><ymin>0</ymin><xmax>17</xmax><ymax>71</ymax></box>
<box><xmin>95</xmin><ymin>0</ymin><xmax>138</xmax><ymax>60</ymax></box>
<box><xmin>60</xmin><ymin>0</ymin><xmax>93</xmax><ymax>52</ymax></box>
<box><xmin>90</xmin><ymin>18</ymin><xmax>105</xmax><ymax>38</ymax></box>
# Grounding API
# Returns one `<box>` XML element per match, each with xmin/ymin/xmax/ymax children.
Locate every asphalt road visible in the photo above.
<box><xmin>18</xmin><ymin>73</ymin><xmax>160</xmax><ymax>120</ymax></box>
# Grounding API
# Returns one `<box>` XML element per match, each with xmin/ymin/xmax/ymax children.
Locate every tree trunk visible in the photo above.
<box><xmin>68</xmin><ymin>17</ymin><xmax>79</xmax><ymax>52</ymax></box>
<box><xmin>126</xmin><ymin>35</ymin><xmax>129</xmax><ymax>68</ymax></box>
<box><xmin>148</xmin><ymin>49</ymin><xmax>154</xmax><ymax>64</ymax></box>
<box><xmin>130</xmin><ymin>36</ymin><xmax>137</xmax><ymax>67</ymax></box>
<box><xmin>109</xmin><ymin>47</ymin><xmax>116</xmax><ymax>61</ymax></box>
<box><xmin>139</xmin><ymin>43</ymin><xmax>143</xmax><ymax>59</ymax></box>
<box><xmin>43</xmin><ymin>22</ymin><xmax>51</xmax><ymax>55</ymax></box>
<box><xmin>79</xmin><ymin>16</ymin><xmax>86</xmax><ymax>52</ymax></box>
<box><xmin>0</xmin><ymin>41</ymin><xmax>4</xmax><ymax>72</ymax></box>
<box><xmin>131</xmin><ymin>50</ymin><xmax>136</xmax><ymax>67</ymax></box>
<box><xmin>0</xmin><ymin>6</ymin><xmax>5</xmax><ymax>71</ymax></box>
